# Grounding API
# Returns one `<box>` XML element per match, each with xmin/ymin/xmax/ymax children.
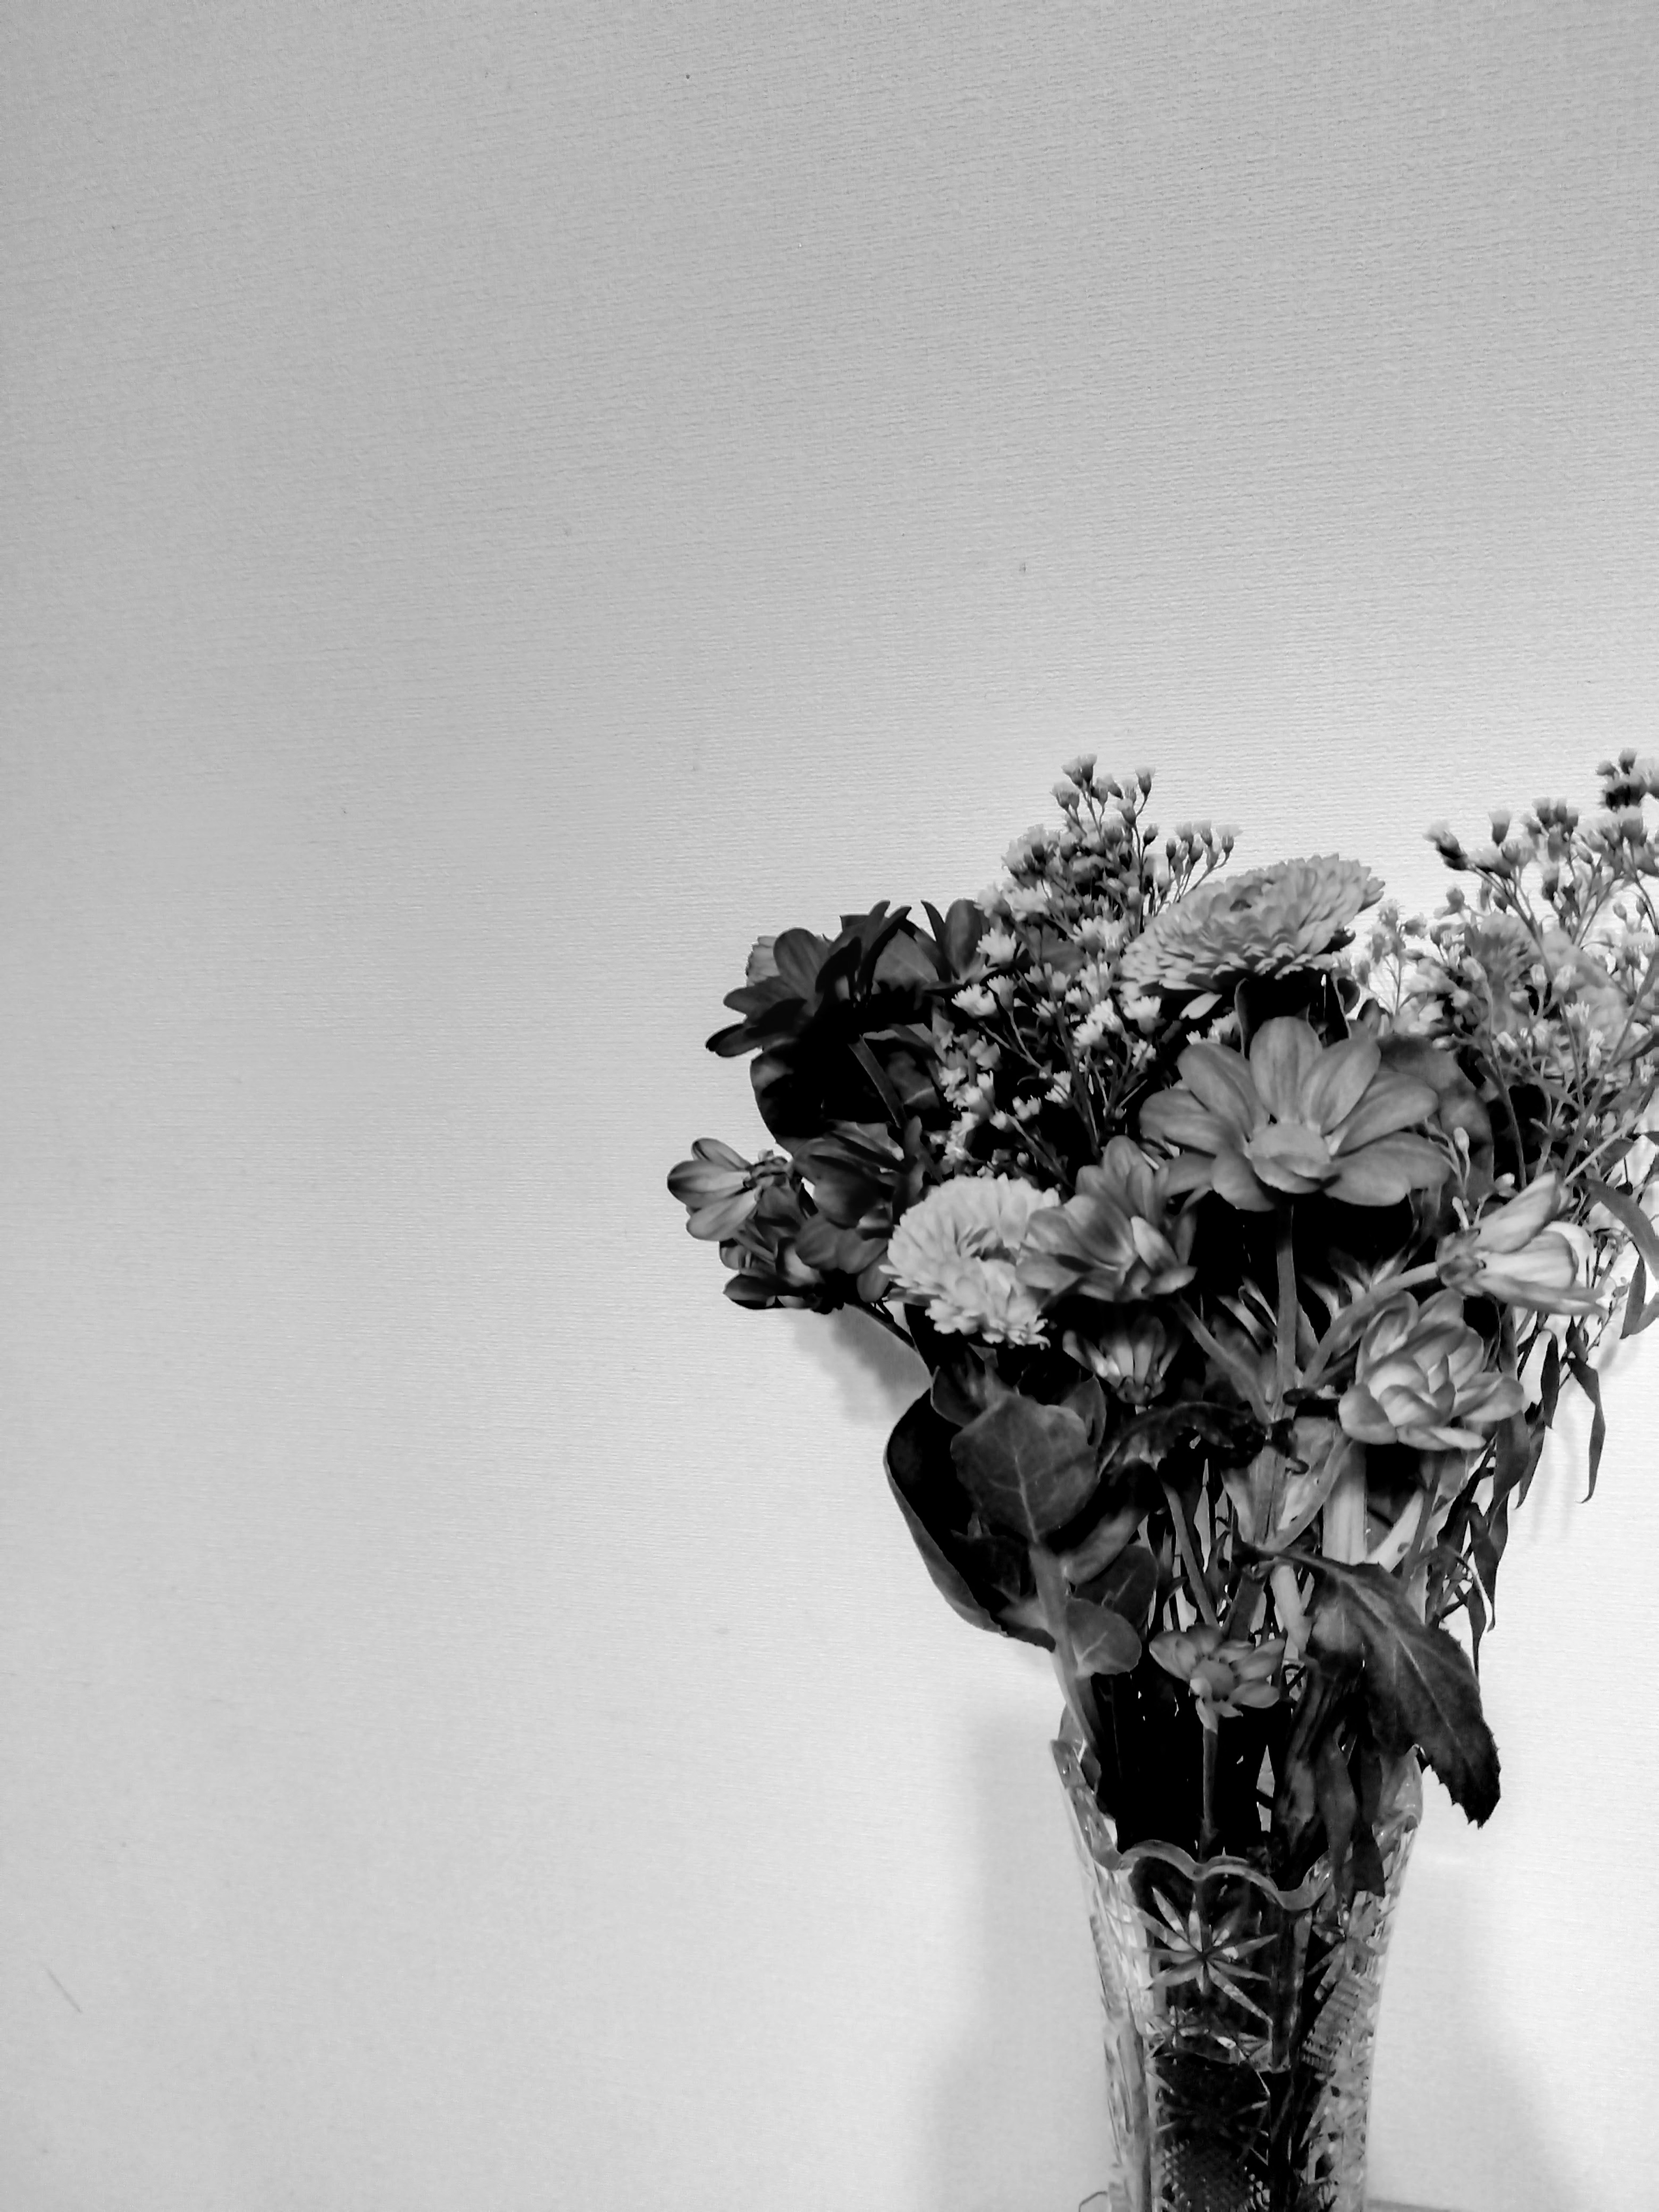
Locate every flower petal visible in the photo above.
<box><xmin>1249</xmin><ymin>1019</ymin><xmax>1324</xmax><ymax>1123</ymax></box>
<box><xmin>1139</xmin><ymin>1091</ymin><xmax>1230</xmax><ymax>1155</ymax></box>
<box><xmin>1328</xmin><ymin>1135</ymin><xmax>1449</xmax><ymax>1207</ymax></box>
<box><xmin>1329</xmin><ymin>1074</ymin><xmax>1439</xmax><ymax>1154</ymax></box>
<box><xmin>1173</xmin><ymin>1043</ymin><xmax>1264</xmax><ymax>1137</ymax></box>
<box><xmin>1245</xmin><ymin>1122</ymin><xmax>1339</xmax><ymax>1192</ymax></box>
<box><xmin>1211</xmin><ymin>1147</ymin><xmax>1278</xmax><ymax>1212</ymax></box>
<box><xmin>1297</xmin><ymin>1035</ymin><xmax>1381</xmax><ymax>1133</ymax></box>
<box><xmin>1338</xmin><ymin>1383</ymin><xmax>1399</xmax><ymax>1443</ymax></box>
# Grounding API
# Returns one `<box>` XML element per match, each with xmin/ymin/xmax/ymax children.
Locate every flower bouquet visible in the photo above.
<box><xmin>670</xmin><ymin>754</ymin><xmax>1659</xmax><ymax>2211</ymax></box>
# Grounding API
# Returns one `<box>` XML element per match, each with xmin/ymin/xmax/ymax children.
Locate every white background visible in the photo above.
<box><xmin>5</xmin><ymin>5</ymin><xmax>1659</xmax><ymax>2208</ymax></box>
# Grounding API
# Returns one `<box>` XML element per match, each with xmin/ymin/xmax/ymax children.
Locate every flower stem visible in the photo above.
<box><xmin>1163</xmin><ymin>1481</ymin><xmax>1220</xmax><ymax>1629</ymax></box>
<box><xmin>1199</xmin><ymin>1722</ymin><xmax>1219</xmax><ymax>1858</ymax></box>
<box><xmin>1274</xmin><ymin>1208</ymin><xmax>1298</xmax><ymax>1409</ymax></box>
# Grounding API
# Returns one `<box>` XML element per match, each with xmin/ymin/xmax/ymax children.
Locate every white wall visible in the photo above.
<box><xmin>5</xmin><ymin>6</ymin><xmax>1658</xmax><ymax>2207</ymax></box>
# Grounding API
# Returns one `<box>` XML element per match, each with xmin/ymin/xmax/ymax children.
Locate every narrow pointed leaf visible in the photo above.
<box><xmin>1564</xmin><ymin>1344</ymin><xmax>1607</xmax><ymax>1500</ymax></box>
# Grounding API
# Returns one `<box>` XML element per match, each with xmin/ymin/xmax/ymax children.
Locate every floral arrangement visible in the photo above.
<box><xmin>670</xmin><ymin>754</ymin><xmax>1659</xmax><ymax>1897</ymax></box>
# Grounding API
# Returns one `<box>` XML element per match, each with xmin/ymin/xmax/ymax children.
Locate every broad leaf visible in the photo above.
<box><xmin>1307</xmin><ymin>1560</ymin><xmax>1500</xmax><ymax>1825</ymax></box>
<box><xmin>1064</xmin><ymin>1599</ymin><xmax>1142</xmax><ymax>1678</ymax></box>
<box><xmin>1074</xmin><ymin>1541</ymin><xmax>1160</xmax><ymax>1630</ymax></box>
<box><xmin>950</xmin><ymin>1393</ymin><xmax>1099</xmax><ymax>1541</ymax></box>
<box><xmin>885</xmin><ymin>1394</ymin><xmax>1049</xmax><ymax>1646</ymax></box>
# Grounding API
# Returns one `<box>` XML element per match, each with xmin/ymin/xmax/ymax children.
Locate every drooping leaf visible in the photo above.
<box><xmin>1064</xmin><ymin>1599</ymin><xmax>1143</xmax><ymax>1678</ymax></box>
<box><xmin>885</xmin><ymin>1394</ymin><xmax>1049</xmax><ymax>1646</ymax></box>
<box><xmin>1307</xmin><ymin>1560</ymin><xmax>1500</xmax><ymax>1825</ymax></box>
<box><xmin>1620</xmin><ymin>1252</ymin><xmax>1659</xmax><ymax>1337</ymax></box>
<box><xmin>950</xmin><ymin>1392</ymin><xmax>1099</xmax><ymax>1541</ymax></box>
<box><xmin>1583</xmin><ymin>1176</ymin><xmax>1659</xmax><ymax>1278</ymax></box>
<box><xmin>1564</xmin><ymin>1327</ymin><xmax>1607</xmax><ymax>1500</ymax></box>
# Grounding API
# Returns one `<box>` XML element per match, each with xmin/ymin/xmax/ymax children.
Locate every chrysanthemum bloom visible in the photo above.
<box><xmin>883</xmin><ymin>1175</ymin><xmax>1059</xmax><ymax>1344</ymax></box>
<box><xmin>1436</xmin><ymin>1172</ymin><xmax>1602</xmax><ymax>1313</ymax></box>
<box><xmin>1020</xmin><ymin>1137</ymin><xmax>1198</xmax><ymax>1303</ymax></box>
<box><xmin>1139</xmin><ymin>1018</ymin><xmax>1449</xmax><ymax>1212</ymax></box>
<box><xmin>1063</xmin><ymin>1312</ymin><xmax>1179</xmax><ymax>1403</ymax></box>
<box><xmin>1150</xmin><ymin>1626</ymin><xmax>1286</xmax><ymax>1728</ymax></box>
<box><xmin>1118</xmin><ymin>855</ymin><xmax>1384</xmax><ymax>994</ymax></box>
<box><xmin>1338</xmin><ymin>1289</ymin><xmax>1525</xmax><ymax>1451</ymax></box>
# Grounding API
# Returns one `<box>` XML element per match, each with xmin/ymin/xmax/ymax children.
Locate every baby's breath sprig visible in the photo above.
<box><xmin>939</xmin><ymin>760</ymin><xmax>1233</xmax><ymax>1187</ymax></box>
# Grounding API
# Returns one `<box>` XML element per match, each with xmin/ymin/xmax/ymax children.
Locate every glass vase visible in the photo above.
<box><xmin>1055</xmin><ymin>1730</ymin><xmax>1421</xmax><ymax>2212</ymax></box>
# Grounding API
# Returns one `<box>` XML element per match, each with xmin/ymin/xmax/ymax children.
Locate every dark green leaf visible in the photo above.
<box><xmin>1564</xmin><ymin>1340</ymin><xmax>1607</xmax><ymax>1500</ymax></box>
<box><xmin>950</xmin><ymin>1393</ymin><xmax>1099</xmax><ymax>1540</ymax></box>
<box><xmin>1064</xmin><ymin>1600</ymin><xmax>1142</xmax><ymax>1678</ymax></box>
<box><xmin>1584</xmin><ymin>1176</ymin><xmax>1659</xmax><ymax>1278</ymax></box>
<box><xmin>1102</xmin><ymin>1398</ymin><xmax>1265</xmax><ymax>1477</ymax></box>
<box><xmin>1075</xmin><ymin>1541</ymin><xmax>1160</xmax><ymax>1630</ymax></box>
<box><xmin>885</xmin><ymin>1395</ymin><xmax>1049</xmax><ymax>1646</ymax></box>
<box><xmin>1307</xmin><ymin>1560</ymin><xmax>1500</xmax><ymax>1825</ymax></box>
<box><xmin>929</xmin><ymin>1356</ymin><xmax>1012</xmax><ymax>1430</ymax></box>
<box><xmin>1622</xmin><ymin>1252</ymin><xmax>1659</xmax><ymax>1338</ymax></box>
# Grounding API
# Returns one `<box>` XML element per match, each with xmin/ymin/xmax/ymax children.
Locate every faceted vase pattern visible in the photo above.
<box><xmin>1055</xmin><ymin>1734</ymin><xmax>1421</xmax><ymax>2212</ymax></box>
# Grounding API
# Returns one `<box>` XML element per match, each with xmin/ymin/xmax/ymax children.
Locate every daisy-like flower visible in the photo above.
<box><xmin>1437</xmin><ymin>1171</ymin><xmax>1603</xmax><ymax>1313</ymax></box>
<box><xmin>1138</xmin><ymin>1017</ymin><xmax>1449</xmax><ymax>1212</ymax></box>
<box><xmin>1337</xmin><ymin>1289</ymin><xmax>1525</xmax><ymax>1451</ymax></box>
<box><xmin>1063</xmin><ymin>1312</ymin><xmax>1179</xmax><ymax>1403</ymax></box>
<box><xmin>1149</xmin><ymin>1625</ymin><xmax>1287</xmax><ymax>1728</ymax></box>
<box><xmin>883</xmin><ymin>1175</ymin><xmax>1059</xmax><ymax>1345</ymax></box>
<box><xmin>1020</xmin><ymin>1137</ymin><xmax>1198</xmax><ymax>1303</ymax></box>
<box><xmin>1119</xmin><ymin>855</ymin><xmax>1383</xmax><ymax>994</ymax></box>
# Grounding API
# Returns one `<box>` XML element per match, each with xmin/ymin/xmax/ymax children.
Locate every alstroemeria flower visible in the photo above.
<box><xmin>1118</xmin><ymin>855</ymin><xmax>1383</xmax><ymax>994</ymax></box>
<box><xmin>668</xmin><ymin>1138</ymin><xmax>779</xmax><ymax>1241</ymax></box>
<box><xmin>1138</xmin><ymin>1018</ymin><xmax>1449</xmax><ymax>1212</ymax></box>
<box><xmin>883</xmin><ymin>1175</ymin><xmax>1058</xmax><ymax>1345</ymax></box>
<box><xmin>1437</xmin><ymin>1172</ymin><xmax>1603</xmax><ymax>1313</ymax></box>
<box><xmin>1150</xmin><ymin>1626</ymin><xmax>1286</xmax><ymax>1728</ymax></box>
<box><xmin>1020</xmin><ymin>1137</ymin><xmax>1198</xmax><ymax>1303</ymax></box>
<box><xmin>1338</xmin><ymin>1289</ymin><xmax>1524</xmax><ymax>1451</ymax></box>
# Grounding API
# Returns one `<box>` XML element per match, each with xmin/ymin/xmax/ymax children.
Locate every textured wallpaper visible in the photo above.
<box><xmin>4</xmin><ymin>5</ymin><xmax>1658</xmax><ymax>2206</ymax></box>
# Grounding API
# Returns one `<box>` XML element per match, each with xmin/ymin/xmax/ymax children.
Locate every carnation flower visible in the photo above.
<box><xmin>1020</xmin><ymin>1138</ymin><xmax>1197</xmax><ymax>1303</ymax></box>
<box><xmin>1119</xmin><ymin>855</ymin><xmax>1384</xmax><ymax>994</ymax></box>
<box><xmin>1139</xmin><ymin>1018</ymin><xmax>1449</xmax><ymax>1212</ymax></box>
<box><xmin>1338</xmin><ymin>1289</ymin><xmax>1525</xmax><ymax>1451</ymax></box>
<box><xmin>883</xmin><ymin>1175</ymin><xmax>1059</xmax><ymax>1344</ymax></box>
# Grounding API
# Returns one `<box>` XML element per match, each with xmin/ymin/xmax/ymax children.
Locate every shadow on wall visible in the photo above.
<box><xmin>920</xmin><ymin>1713</ymin><xmax>1116</xmax><ymax>2212</ymax></box>
<box><xmin>784</xmin><ymin>1300</ymin><xmax>930</xmax><ymax>1429</ymax></box>
<box><xmin>1370</xmin><ymin>1839</ymin><xmax>1572</xmax><ymax>2212</ymax></box>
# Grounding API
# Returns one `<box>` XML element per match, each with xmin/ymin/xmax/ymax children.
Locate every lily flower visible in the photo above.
<box><xmin>1338</xmin><ymin>1289</ymin><xmax>1525</xmax><ymax>1451</ymax></box>
<box><xmin>1436</xmin><ymin>1173</ymin><xmax>1603</xmax><ymax>1314</ymax></box>
<box><xmin>1138</xmin><ymin>1017</ymin><xmax>1449</xmax><ymax>1212</ymax></box>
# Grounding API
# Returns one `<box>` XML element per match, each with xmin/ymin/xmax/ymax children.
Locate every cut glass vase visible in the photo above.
<box><xmin>1055</xmin><ymin>1729</ymin><xmax>1421</xmax><ymax>2212</ymax></box>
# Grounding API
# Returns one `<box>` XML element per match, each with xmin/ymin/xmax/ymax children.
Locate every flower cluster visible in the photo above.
<box><xmin>674</xmin><ymin>758</ymin><xmax>1659</xmax><ymax>1893</ymax></box>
